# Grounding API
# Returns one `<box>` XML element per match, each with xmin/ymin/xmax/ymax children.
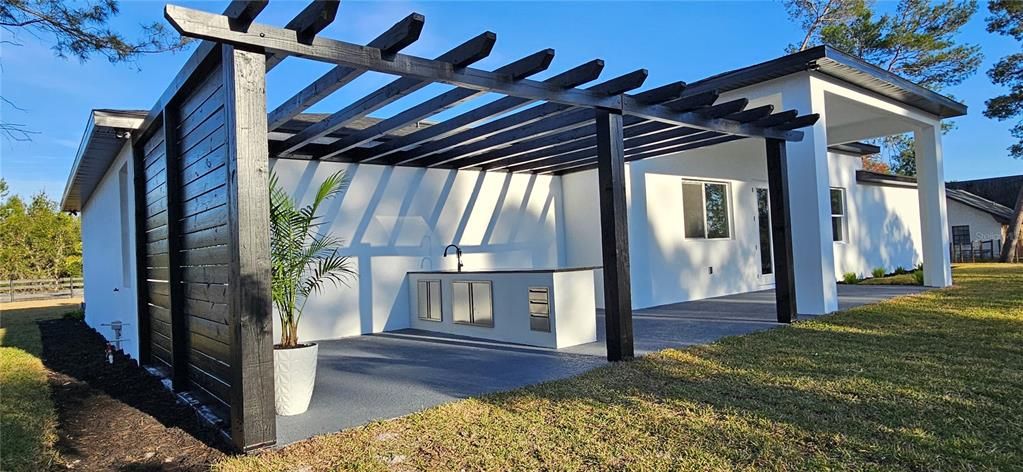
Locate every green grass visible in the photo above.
<box><xmin>219</xmin><ymin>264</ymin><xmax>1023</xmax><ymax>471</ymax></box>
<box><xmin>0</xmin><ymin>303</ymin><xmax>75</xmax><ymax>471</ymax></box>
<box><xmin>857</xmin><ymin>272</ymin><xmax>922</xmax><ymax>285</ymax></box>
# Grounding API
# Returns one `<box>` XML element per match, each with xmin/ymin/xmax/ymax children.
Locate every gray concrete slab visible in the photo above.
<box><xmin>277</xmin><ymin>284</ymin><xmax>929</xmax><ymax>445</ymax></box>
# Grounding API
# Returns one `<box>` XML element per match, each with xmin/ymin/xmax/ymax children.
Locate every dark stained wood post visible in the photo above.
<box><xmin>595</xmin><ymin>108</ymin><xmax>634</xmax><ymax>361</ymax></box>
<box><xmin>222</xmin><ymin>45</ymin><xmax>276</xmax><ymax>451</ymax></box>
<box><xmin>765</xmin><ymin>138</ymin><xmax>797</xmax><ymax>323</ymax></box>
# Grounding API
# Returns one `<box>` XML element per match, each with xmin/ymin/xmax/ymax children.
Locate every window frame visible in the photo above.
<box><xmin>830</xmin><ymin>187</ymin><xmax>847</xmax><ymax>244</ymax></box>
<box><xmin>951</xmin><ymin>225</ymin><xmax>971</xmax><ymax>246</ymax></box>
<box><xmin>681</xmin><ymin>179</ymin><xmax>733</xmax><ymax>241</ymax></box>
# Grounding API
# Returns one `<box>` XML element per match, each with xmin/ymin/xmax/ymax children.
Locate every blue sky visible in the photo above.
<box><xmin>2</xmin><ymin>0</ymin><xmax>1022</xmax><ymax>200</ymax></box>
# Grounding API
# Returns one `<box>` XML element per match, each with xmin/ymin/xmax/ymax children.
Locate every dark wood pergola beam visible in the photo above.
<box><xmin>433</xmin><ymin>81</ymin><xmax>687</xmax><ymax>170</ymax></box>
<box><xmin>518</xmin><ymin>129</ymin><xmax>724</xmax><ymax>175</ymax></box>
<box><xmin>546</xmin><ymin>134</ymin><xmax>745</xmax><ymax>175</ymax></box>
<box><xmin>224</xmin><ymin>0</ymin><xmax>268</xmax><ymax>29</ymax></box>
<box><xmin>264</xmin><ymin>0</ymin><xmax>341</xmax><ymax>70</ymax></box>
<box><xmin>448</xmin><ymin>87</ymin><xmax>728</xmax><ymax>169</ymax></box>
<box><xmin>165</xmin><ymin>5</ymin><xmax>805</xmax><ymax>141</ymax></box>
<box><xmin>497</xmin><ymin>123</ymin><xmax>698</xmax><ymax>172</ymax></box>
<box><xmin>315</xmin><ymin>49</ymin><xmax>556</xmax><ymax>160</ymax></box>
<box><xmin>389</xmin><ymin>69</ymin><xmax>650</xmax><ymax>166</ymax></box>
<box><xmin>267</xmin><ymin>13</ymin><xmax>426</xmax><ymax>130</ymax></box>
<box><xmin>545</xmin><ymin>112</ymin><xmax>818</xmax><ymax>175</ymax></box>
<box><xmin>521</xmin><ymin>106</ymin><xmax>783</xmax><ymax>174</ymax></box>
<box><xmin>533</xmin><ymin>110</ymin><xmax>803</xmax><ymax>175</ymax></box>
<box><xmin>459</xmin><ymin>117</ymin><xmax>672</xmax><ymax>171</ymax></box>
<box><xmin>348</xmin><ymin>59</ymin><xmax>606</xmax><ymax>164</ymax></box>
<box><xmin>275</xmin><ymin>31</ymin><xmax>498</xmax><ymax>156</ymax></box>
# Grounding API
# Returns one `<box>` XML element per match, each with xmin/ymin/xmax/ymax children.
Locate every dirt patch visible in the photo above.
<box><xmin>39</xmin><ymin>318</ymin><xmax>229</xmax><ymax>471</ymax></box>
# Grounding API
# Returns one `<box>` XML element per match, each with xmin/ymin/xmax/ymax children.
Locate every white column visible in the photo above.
<box><xmin>781</xmin><ymin>75</ymin><xmax>839</xmax><ymax>314</ymax></box>
<box><xmin>914</xmin><ymin>124</ymin><xmax>953</xmax><ymax>287</ymax></box>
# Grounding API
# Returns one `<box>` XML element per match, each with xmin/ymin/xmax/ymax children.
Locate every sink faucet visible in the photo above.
<box><xmin>444</xmin><ymin>244</ymin><xmax>463</xmax><ymax>272</ymax></box>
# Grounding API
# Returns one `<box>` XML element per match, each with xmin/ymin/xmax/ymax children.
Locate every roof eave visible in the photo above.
<box><xmin>685</xmin><ymin>45</ymin><xmax>968</xmax><ymax>120</ymax></box>
<box><xmin>60</xmin><ymin>110</ymin><xmax>145</xmax><ymax>212</ymax></box>
<box><xmin>816</xmin><ymin>46</ymin><xmax>967</xmax><ymax>119</ymax></box>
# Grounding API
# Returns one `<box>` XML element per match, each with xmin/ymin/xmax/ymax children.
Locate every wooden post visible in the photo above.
<box><xmin>595</xmin><ymin>109</ymin><xmax>634</xmax><ymax>361</ymax></box>
<box><xmin>222</xmin><ymin>45</ymin><xmax>276</xmax><ymax>451</ymax></box>
<box><xmin>765</xmin><ymin>138</ymin><xmax>797</xmax><ymax>323</ymax></box>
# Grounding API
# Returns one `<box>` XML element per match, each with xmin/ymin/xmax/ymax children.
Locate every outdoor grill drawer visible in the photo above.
<box><xmin>528</xmin><ymin>287</ymin><xmax>551</xmax><ymax>332</ymax></box>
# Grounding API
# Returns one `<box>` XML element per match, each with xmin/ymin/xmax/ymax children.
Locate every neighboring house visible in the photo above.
<box><xmin>946</xmin><ymin>187</ymin><xmax>1013</xmax><ymax>247</ymax></box>
<box><xmin>947</xmin><ymin>174</ymin><xmax>1023</xmax><ymax>209</ymax></box>
<box><xmin>58</xmin><ymin>3</ymin><xmax>960</xmax><ymax>450</ymax></box>
<box><xmin>855</xmin><ymin>171</ymin><xmax>1015</xmax><ymax>261</ymax></box>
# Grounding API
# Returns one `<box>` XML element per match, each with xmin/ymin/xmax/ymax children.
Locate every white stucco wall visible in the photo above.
<box><xmin>270</xmin><ymin>159</ymin><xmax>565</xmax><ymax>343</ymax></box>
<box><xmin>828</xmin><ymin>153</ymin><xmax>924</xmax><ymax>279</ymax></box>
<box><xmin>562</xmin><ymin>138</ymin><xmax>777</xmax><ymax>309</ymax></box>
<box><xmin>81</xmin><ymin>142</ymin><xmax>140</xmax><ymax>359</ymax></box>
<box><xmin>946</xmin><ymin>200</ymin><xmax>1005</xmax><ymax>243</ymax></box>
<box><xmin>562</xmin><ymin>145</ymin><xmax>931</xmax><ymax>308</ymax></box>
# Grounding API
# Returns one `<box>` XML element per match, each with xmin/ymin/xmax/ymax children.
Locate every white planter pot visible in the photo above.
<box><xmin>273</xmin><ymin>343</ymin><xmax>318</xmax><ymax>416</ymax></box>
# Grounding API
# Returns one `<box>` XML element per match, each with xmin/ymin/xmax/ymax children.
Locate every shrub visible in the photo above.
<box><xmin>893</xmin><ymin>266</ymin><xmax>909</xmax><ymax>275</ymax></box>
<box><xmin>843</xmin><ymin>272</ymin><xmax>859</xmax><ymax>284</ymax></box>
<box><xmin>912</xmin><ymin>270</ymin><xmax>925</xmax><ymax>285</ymax></box>
<box><xmin>872</xmin><ymin>267</ymin><xmax>886</xmax><ymax>278</ymax></box>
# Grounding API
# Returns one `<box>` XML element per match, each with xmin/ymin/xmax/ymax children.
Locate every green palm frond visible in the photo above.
<box><xmin>269</xmin><ymin>170</ymin><xmax>356</xmax><ymax>348</ymax></box>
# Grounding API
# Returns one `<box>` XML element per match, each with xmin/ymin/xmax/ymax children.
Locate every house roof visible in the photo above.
<box><xmin>60</xmin><ymin>110</ymin><xmax>438</xmax><ymax>212</ymax></box>
<box><xmin>945</xmin><ymin>188</ymin><xmax>1015</xmax><ymax>224</ymax></box>
<box><xmin>684</xmin><ymin>45</ymin><xmax>967</xmax><ymax>119</ymax></box>
<box><xmin>946</xmin><ymin>174</ymin><xmax>1023</xmax><ymax>209</ymax></box>
<box><xmin>60</xmin><ymin>109</ymin><xmax>147</xmax><ymax>212</ymax></box>
<box><xmin>856</xmin><ymin>170</ymin><xmax>1014</xmax><ymax>224</ymax></box>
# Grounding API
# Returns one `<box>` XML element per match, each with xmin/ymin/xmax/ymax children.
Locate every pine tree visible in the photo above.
<box><xmin>983</xmin><ymin>0</ymin><xmax>1023</xmax><ymax>262</ymax></box>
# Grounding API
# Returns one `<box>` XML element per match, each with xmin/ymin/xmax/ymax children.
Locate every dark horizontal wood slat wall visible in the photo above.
<box><xmin>139</xmin><ymin>118</ymin><xmax>174</xmax><ymax>371</ymax></box>
<box><xmin>174</xmin><ymin>62</ymin><xmax>235</xmax><ymax>418</ymax></box>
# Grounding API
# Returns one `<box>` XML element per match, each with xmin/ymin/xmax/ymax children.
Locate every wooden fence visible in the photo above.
<box><xmin>0</xmin><ymin>277</ymin><xmax>84</xmax><ymax>302</ymax></box>
<box><xmin>950</xmin><ymin>239</ymin><xmax>1023</xmax><ymax>263</ymax></box>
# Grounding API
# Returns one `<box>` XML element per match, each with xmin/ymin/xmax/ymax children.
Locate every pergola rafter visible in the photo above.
<box><xmin>164</xmin><ymin>4</ymin><xmax>813</xmax><ymax>147</ymax></box>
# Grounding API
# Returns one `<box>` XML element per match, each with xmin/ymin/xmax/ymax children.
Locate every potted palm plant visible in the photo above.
<box><xmin>269</xmin><ymin>170</ymin><xmax>355</xmax><ymax>416</ymax></box>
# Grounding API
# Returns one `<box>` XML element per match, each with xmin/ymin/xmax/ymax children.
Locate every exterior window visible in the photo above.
<box><xmin>830</xmin><ymin>188</ymin><xmax>846</xmax><ymax>243</ymax></box>
<box><xmin>951</xmin><ymin>225</ymin><xmax>971</xmax><ymax>246</ymax></box>
<box><xmin>682</xmin><ymin>180</ymin><xmax>731</xmax><ymax>239</ymax></box>
<box><xmin>118</xmin><ymin>164</ymin><xmax>132</xmax><ymax>288</ymax></box>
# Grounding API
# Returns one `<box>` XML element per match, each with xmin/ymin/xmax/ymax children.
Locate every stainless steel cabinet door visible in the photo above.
<box><xmin>452</xmin><ymin>281</ymin><xmax>471</xmax><ymax>324</ymax></box>
<box><xmin>471</xmin><ymin>282</ymin><xmax>493</xmax><ymax>326</ymax></box>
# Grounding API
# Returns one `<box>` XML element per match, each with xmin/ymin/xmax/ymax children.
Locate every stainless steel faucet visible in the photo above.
<box><xmin>443</xmin><ymin>244</ymin><xmax>463</xmax><ymax>272</ymax></box>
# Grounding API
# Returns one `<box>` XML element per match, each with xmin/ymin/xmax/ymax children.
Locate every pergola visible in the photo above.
<box><xmin>132</xmin><ymin>0</ymin><xmax>817</xmax><ymax>450</ymax></box>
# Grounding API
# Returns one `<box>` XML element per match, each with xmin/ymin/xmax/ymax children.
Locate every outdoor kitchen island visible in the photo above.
<box><xmin>407</xmin><ymin>267</ymin><xmax>599</xmax><ymax>349</ymax></box>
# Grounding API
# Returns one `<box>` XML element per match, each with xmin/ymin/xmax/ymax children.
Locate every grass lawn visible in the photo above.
<box><xmin>219</xmin><ymin>264</ymin><xmax>1023</xmax><ymax>471</ymax></box>
<box><xmin>0</xmin><ymin>299</ymin><xmax>80</xmax><ymax>471</ymax></box>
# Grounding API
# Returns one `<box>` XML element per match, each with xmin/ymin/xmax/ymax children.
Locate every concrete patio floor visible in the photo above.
<box><xmin>276</xmin><ymin>284</ymin><xmax>927</xmax><ymax>445</ymax></box>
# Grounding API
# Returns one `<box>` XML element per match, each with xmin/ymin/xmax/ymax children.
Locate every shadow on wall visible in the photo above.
<box><xmin>269</xmin><ymin>160</ymin><xmax>563</xmax><ymax>342</ymax></box>
<box><xmin>835</xmin><ymin>184</ymin><xmax>921</xmax><ymax>279</ymax></box>
<box><xmin>625</xmin><ymin>139</ymin><xmax>771</xmax><ymax>309</ymax></box>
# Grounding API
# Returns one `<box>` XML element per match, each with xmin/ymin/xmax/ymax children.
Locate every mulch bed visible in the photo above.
<box><xmin>38</xmin><ymin>318</ymin><xmax>230</xmax><ymax>471</ymax></box>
